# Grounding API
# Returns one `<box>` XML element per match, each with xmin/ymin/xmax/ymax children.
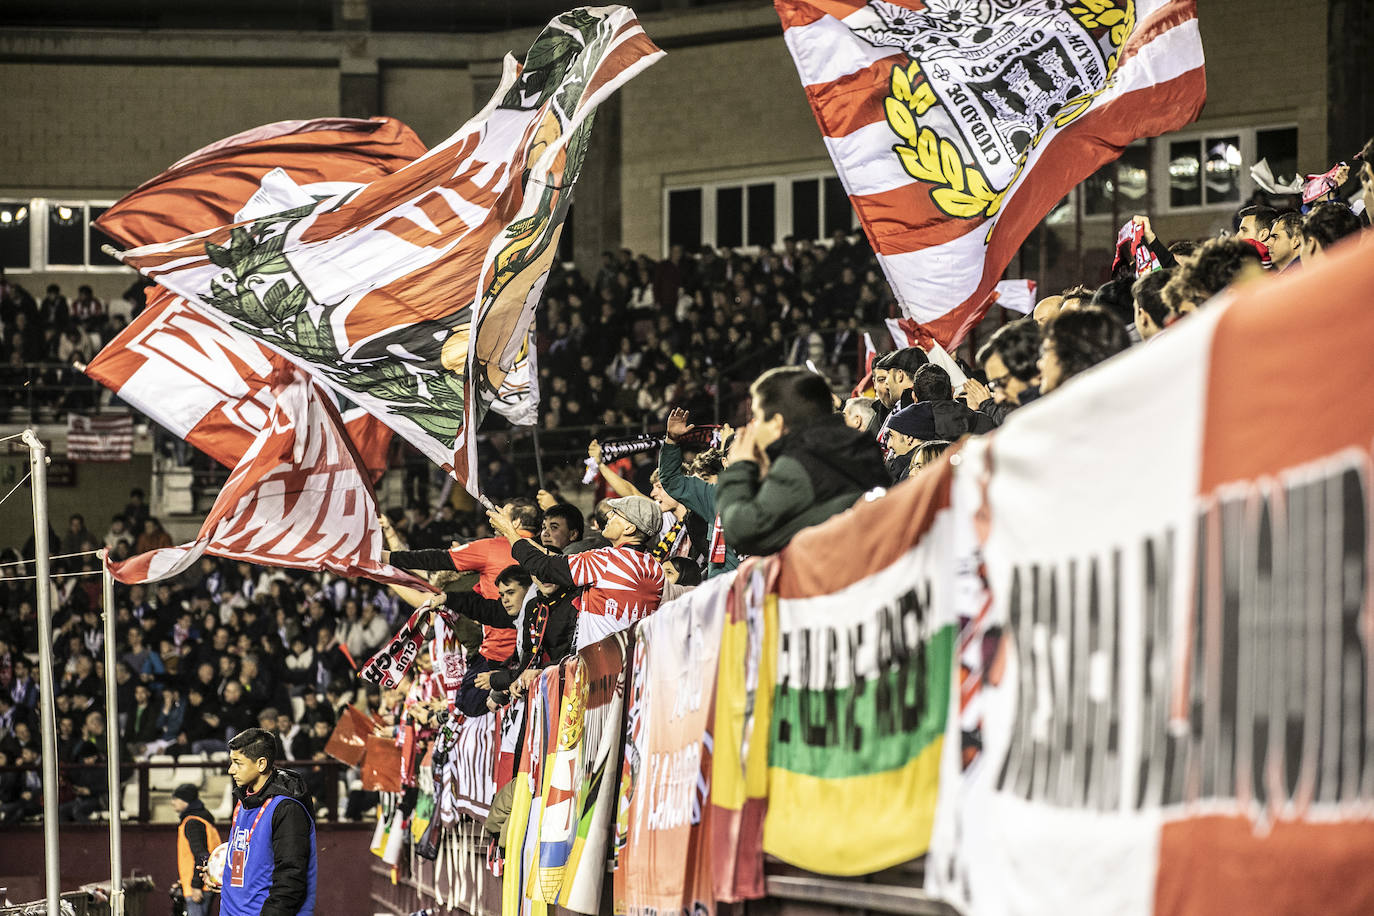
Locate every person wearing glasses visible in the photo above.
<box><xmin>959</xmin><ymin>318</ymin><xmax>1043</xmax><ymax>425</ymax></box>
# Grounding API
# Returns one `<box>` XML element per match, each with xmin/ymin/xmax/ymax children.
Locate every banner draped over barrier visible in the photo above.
<box><xmin>928</xmin><ymin>235</ymin><xmax>1374</xmax><ymax>916</ymax></box>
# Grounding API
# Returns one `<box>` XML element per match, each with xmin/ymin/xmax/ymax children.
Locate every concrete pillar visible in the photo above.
<box><xmin>340</xmin><ymin>51</ymin><xmax>380</xmax><ymax>118</ymax></box>
<box><xmin>571</xmin><ymin>94</ymin><xmax>623</xmax><ymax>277</ymax></box>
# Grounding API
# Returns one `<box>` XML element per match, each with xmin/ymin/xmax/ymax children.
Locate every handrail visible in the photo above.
<box><xmin>0</xmin><ymin>758</ymin><xmax>355</xmax><ymax>825</ymax></box>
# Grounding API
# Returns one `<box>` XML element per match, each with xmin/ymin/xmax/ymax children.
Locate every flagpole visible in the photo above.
<box><xmin>101</xmin><ymin>552</ymin><xmax>125</xmax><ymax>916</ymax></box>
<box><xmin>530</xmin><ymin>423</ymin><xmax>546</xmax><ymax>490</ymax></box>
<box><xmin>22</xmin><ymin>428</ymin><xmax>62</xmax><ymax>916</ymax></box>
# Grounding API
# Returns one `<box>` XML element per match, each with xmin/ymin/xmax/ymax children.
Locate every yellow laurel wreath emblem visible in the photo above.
<box><xmin>882</xmin><ymin>0</ymin><xmax>1136</xmax><ymax>223</ymax></box>
<box><xmin>885</xmin><ymin>59</ymin><xmax>999</xmax><ymax>219</ymax></box>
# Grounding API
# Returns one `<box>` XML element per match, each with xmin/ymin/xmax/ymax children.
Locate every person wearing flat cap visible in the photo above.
<box><xmin>172</xmin><ymin>783</ymin><xmax>221</xmax><ymax>916</ymax></box>
<box><xmin>488</xmin><ymin>494</ymin><xmax>665</xmax><ymax>651</ymax></box>
<box><xmin>884</xmin><ymin>400</ymin><xmax>996</xmax><ymax>482</ymax></box>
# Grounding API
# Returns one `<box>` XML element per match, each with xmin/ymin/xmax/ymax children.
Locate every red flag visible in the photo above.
<box><xmin>361</xmin><ymin>734</ymin><xmax>404</xmax><ymax>794</ymax></box>
<box><xmin>106</xmin><ymin>369</ymin><xmax>434</xmax><ymax>592</ymax></box>
<box><xmin>88</xmin><ymin>117</ymin><xmax>422</xmax><ymax>479</ymax></box>
<box><xmin>324</xmin><ymin>705</ymin><xmax>380</xmax><ymax>767</ymax></box>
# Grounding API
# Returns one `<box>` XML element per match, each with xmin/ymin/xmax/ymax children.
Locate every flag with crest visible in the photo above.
<box><xmin>107</xmin><ymin>7</ymin><xmax>663</xmax><ymax>493</ymax></box>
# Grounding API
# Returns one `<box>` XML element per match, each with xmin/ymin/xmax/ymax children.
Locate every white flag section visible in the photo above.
<box><xmin>106</xmin><ymin>369</ymin><xmax>429</xmax><ymax>590</ymax></box>
<box><xmin>777</xmin><ymin>0</ymin><xmax>1205</xmax><ymax>346</ymax></box>
<box><xmin>928</xmin><ymin>236</ymin><xmax>1374</xmax><ymax>916</ymax></box>
<box><xmin>490</xmin><ymin>333</ymin><xmax>540</xmax><ymax>427</ymax></box>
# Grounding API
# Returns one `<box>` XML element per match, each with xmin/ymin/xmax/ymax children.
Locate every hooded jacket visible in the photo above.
<box><xmin>232</xmin><ymin>767</ymin><xmax>315</xmax><ymax>916</ymax></box>
<box><xmin>716</xmin><ymin>412</ymin><xmax>889</xmax><ymax>556</ymax></box>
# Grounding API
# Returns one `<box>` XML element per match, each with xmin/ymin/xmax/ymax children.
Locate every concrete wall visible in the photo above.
<box><xmin>618</xmin><ymin>33</ymin><xmax>831</xmax><ymax>256</ymax></box>
<box><xmin>0</xmin><ymin>62</ymin><xmax>339</xmax><ymax>194</ymax></box>
<box><xmin>379</xmin><ymin>64</ymin><xmax>476</xmax><ymax>149</ymax></box>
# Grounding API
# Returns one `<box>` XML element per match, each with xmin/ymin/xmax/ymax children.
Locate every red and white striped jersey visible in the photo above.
<box><xmin>567</xmin><ymin>546</ymin><xmax>665</xmax><ymax>650</ymax></box>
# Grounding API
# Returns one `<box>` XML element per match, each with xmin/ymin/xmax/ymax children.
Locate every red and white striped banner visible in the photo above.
<box><xmin>89</xmin><ymin>117</ymin><xmax>422</xmax><ymax>478</ymax></box>
<box><xmin>106</xmin><ymin>369</ymin><xmax>431</xmax><ymax>590</ymax></box>
<box><xmin>777</xmin><ymin>0</ymin><xmax>1205</xmax><ymax>347</ymax></box>
<box><xmin>66</xmin><ymin>413</ymin><xmax>134</xmax><ymax>462</ymax></box>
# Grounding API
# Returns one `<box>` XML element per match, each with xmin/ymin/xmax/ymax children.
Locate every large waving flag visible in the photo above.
<box><xmin>108</xmin><ymin>7</ymin><xmax>663</xmax><ymax>492</ymax></box>
<box><xmin>777</xmin><ymin>0</ymin><xmax>1205</xmax><ymax>346</ymax></box>
<box><xmin>107</xmin><ymin>369</ymin><xmax>428</xmax><ymax>589</ymax></box>
<box><xmin>88</xmin><ymin>117</ymin><xmax>426</xmax><ymax>478</ymax></box>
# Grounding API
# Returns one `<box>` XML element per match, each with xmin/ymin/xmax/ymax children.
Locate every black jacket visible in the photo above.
<box><xmin>179</xmin><ymin>801</ymin><xmax>216</xmax><ymax>889</ymax></box>
<box><xmin>438</xmin><ymin>586</ymin><xmax>576</xmax><ymax>692</ymax></box>
<box><xmin>234</xmin><ymin>767</ymin><xmax>315</xmax><ymax>916</ymax></box>
<box><xmin>717</xmin><ymin>413</ymin><xmax>889</xmax><ymax>556</ymax></box>
<box><xmin>976</xmin><ymin>386</ymin><xmax>1041</xmax><ymax>426</ymax></box>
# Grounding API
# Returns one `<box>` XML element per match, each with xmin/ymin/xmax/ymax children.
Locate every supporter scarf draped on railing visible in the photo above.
<box><xmin>106</xmin><ymin>7</ymin><xmax>663</xmax><ymax>495</ymax></box>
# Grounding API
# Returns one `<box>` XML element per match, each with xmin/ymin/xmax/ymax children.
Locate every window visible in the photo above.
<box><xmin>0</xmin><ymin>201</ymin><xmax>31</xmax><ymax>270</ymax></box>
<box><xmin>746</xmin><ymin>183</ymin><xmax>775</xmax><ymax>247</ymax></box>
<box><xmin>1156</xmin><ymin>126</ymin><xmax>1297</xmax><ymax>212</ymax></box>
<box><xmin>0</xmin><ymin>198</ymin><xmax>130</xmax><ymax>272</ymax></box>
<box><xmin>715</xmin><ymin>186</ymin><xmax>743</xmax><ymax>248</ymax></box>
<box><xmin>662</xmin><ymin>169</ymin><xmax>855</xmax><ymax>254</ymax></box>
<box><xmin>667</xmin><ymin>189</ymin><xmax>702</xmax><ymax>251</ymax></box>
<box><xmin>1080</xmin><ymin>142</ymin><xmax>1149</xmax><ymax>217</ymax></box>
<box><xmin>823</xmin><ymin>177</ymin><xmax>854</xmax><ymax>235</ymax></box>
<box><xmin>791</xmin><ymin>179</ymin><xmax>819</xmax><ymax>241</ymax></box>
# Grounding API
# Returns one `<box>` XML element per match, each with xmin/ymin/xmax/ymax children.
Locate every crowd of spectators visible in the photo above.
<box><xmin>532</xmin><ymin>230</ymin><xmax>897</xmax><ymax>431</ymax></box>
<box><xmin>1</xmin><ymin>137</ymin><xmax>1370</xmax><ymax>827</ymax></box>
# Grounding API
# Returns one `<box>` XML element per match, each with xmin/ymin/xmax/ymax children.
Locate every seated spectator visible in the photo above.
<box><xmin>1131</xmin><ymin>270</ymin><xmax>1173</xmax><ymax>341</ymax></box>
<box><xmin>123</xmin><ymin>683</ymin><xmax>160</xmax><ymax>755</ymax></box>
<box><xmin>59</xmin><ymin>741</ymin><xmax>106</xmax><ymax>821</ymax></box>
<box><xmin>1265</xmin><ymin>211</ymin><xmax>1303</xmax><ymax>273</ymax></box>
<box><xmin>963</xmin><ymin>318</ymin><xmax>1042</xmax><ymax>423</ymax></box>
<box><xmin>911</xmin><ymin>364</ymin><xmax>953</xmax><ymax>403</ymax></box>
<box><xmin>874</xmin><ymin>347</ymin><xmax>929</xmax><ymax>413</ymax></box>
<box><xmin>1032</xmin><ymin>295</ymin><xmax>1064</xmax><ymax>327</ymax></box>
<box><xmin>1300</xmin><ymin>201</ymin><xmax>1362</xmax><ymax>264</ymax></box>
<box><xmin>1038</xmin><ymin>306</ymin><xmax>1131</xmax><ymax>394</ymax></box>
<box><xmin>842</xmin><ymin>397</ymin><xmax>880</xmax><ymax>436</ymax></box>
<box><xmin>911</xmin><ymin>440</ymin><xmax>954</xmax><ymax>475</ymax></box>
<box><xmin>1360</xmin><ymin>135</ymin><xmax>1374</xmax><ymax>214</ymax></box>
<box><xmin>490</xmin><ymin>495</ymin><xmax>664</xmax><ymax>651</ymax></box>
<box><xmin>717</xmin><ymin>366</ymin><xmax>888</xmax><ymax>555</ymax></box>
<box><xmin>1236</xmin><ymin>204</ymin><xmax>1279</xmax><ymax>243</ymax></box>
<box><xmin>884</xmin><ymin>396</ymin><xmax>994</xmax><ymax>482</ymax></box>
<box><xmin>1162</xmin><ymin>237</ymin><xmax>1263</xmax><ymax>316</ymax></box>
<box><xmin>1058</xmin><ymin>284</ymin><xmax>1094</xmax><ymax>311</ymax></box>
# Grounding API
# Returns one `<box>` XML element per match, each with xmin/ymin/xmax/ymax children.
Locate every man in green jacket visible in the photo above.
<box><xmin>717</xmin><ymin>366</ymin><xmax>888</xmax><ymax>556</ymax></box>
<box><xmin>659</xmin><ymin>408</ymin><xmax>739</xmax><ymax>578</ymax></box>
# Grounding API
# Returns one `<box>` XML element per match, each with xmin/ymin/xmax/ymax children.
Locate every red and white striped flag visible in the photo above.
<box><xmin>106</xmin><ymin>369</ymin><xmax>432</xmax><ymax>590</ymax></box>
<box><xmin>108</xmin><ymin>8</ymin><xmax>662</xmax><ymax>494</ymax></box>
<box><xmin>66</xmin><ymin>413</ymin><xmax>134</xmax><ymax>462</ymax></box>
<box><xmin>777</xmin><ymin>0</ymin><xmax>1205</xmax><ymax>347</ymax></box>
<box><xmin>88</xmin><ymin>117</ymin><xmax>424</xmax><ymax>479</ymax></box>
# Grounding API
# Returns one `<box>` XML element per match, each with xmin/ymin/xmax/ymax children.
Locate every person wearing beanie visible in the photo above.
<box><xmin>172</xmin><ymin>783</ymin><xmax>222</xmax><ymax>916</ymax></box>
<box><xmin>488</xmin><ymin>494</ymin><xmax>665</xmax><ymax>652</ymax></box>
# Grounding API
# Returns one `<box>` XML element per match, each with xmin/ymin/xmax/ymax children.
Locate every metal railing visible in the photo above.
<box><xmin>0</xmin><ymin>758</ymin><xmax>355</xmax><ymax>825</ymax></box>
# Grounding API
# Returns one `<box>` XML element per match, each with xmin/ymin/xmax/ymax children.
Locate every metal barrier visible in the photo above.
<box><xmin>0</xmin><ymin>758</ymin><xmax>355</xmax><ymax>825</ymax></box>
